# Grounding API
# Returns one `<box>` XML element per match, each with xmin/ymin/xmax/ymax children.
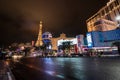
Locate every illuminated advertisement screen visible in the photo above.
<box><xmin>57</xmin><ymin>38</ymin><xmax>77</xmax><ymax>46</ymax></box>
<box><xmin>87</xmin><ymin>33</ymin><xmax>93</xmax><ymax>48</ymax></box>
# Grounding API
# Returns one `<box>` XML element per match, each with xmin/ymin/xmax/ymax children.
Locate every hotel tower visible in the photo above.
<box><xmin>86</xmin><ymin>0</ymin><xmax>120</xmax><ymax>32</ymax></box>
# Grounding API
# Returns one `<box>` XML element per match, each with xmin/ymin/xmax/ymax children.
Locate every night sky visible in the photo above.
<box><xmin>0</xmin><ymin>0</ymin><xmax>109</xmax><ymax>45</ymax></box>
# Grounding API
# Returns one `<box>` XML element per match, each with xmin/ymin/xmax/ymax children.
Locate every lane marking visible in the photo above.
<box><xmin>7</xmin><ymin>72</ymin><xmax>12</xmax><ymax>80</ymax></box>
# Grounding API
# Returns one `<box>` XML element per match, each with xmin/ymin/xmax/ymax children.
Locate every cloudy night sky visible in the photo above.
<box><xmin>0</xmin><ymin>0</ymin><xmax>109</xmax><ymax>45</ymax></box>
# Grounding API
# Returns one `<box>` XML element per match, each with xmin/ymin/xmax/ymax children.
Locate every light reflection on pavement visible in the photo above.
<box><xmin>11</xmin><ymin>57</ymin><xmax>120</xmax><ymax>80</ymax></box>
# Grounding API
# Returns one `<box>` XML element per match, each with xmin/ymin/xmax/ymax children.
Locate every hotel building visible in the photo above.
<box><xmin>50</xmin><ymin>33</ymin><xmax>85</xmax><ymax>53</ymax></box>
<box><xmin>50</xmin><ymin>33</ymin><xmax>74</xmax><ymax>50</ymax></box>
<box><xmin>86</xmin><ymin>0</ymin><xmax>120</xmax><ymax>32</ymax></box>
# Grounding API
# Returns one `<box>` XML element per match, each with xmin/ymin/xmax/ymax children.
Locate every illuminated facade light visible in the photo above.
<box><xmin>116</xmin><ymin>16</ymin><xmax>120</xmax><ymax>21</ymax></box>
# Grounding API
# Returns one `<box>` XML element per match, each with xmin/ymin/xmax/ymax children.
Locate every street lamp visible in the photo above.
<box><xmin>116</xmin><ymin>16</ymin><xmax>120</xmax><ymax>28</ymax></box>
<box><xmin>116</xmin><ymin>16</ymin><xmax>120</xmax><ymax>21</ymax></box>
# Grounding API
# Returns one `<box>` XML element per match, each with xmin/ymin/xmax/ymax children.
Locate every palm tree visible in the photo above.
<box><xmin>112</xmin><ymin>41</ymin><xmax>120</xmax><ymax>54</ymax></box>
<box><xmin>61</xmin><ymin>41</ymin><xmax>72</xmax><ymax>55</ymax></box>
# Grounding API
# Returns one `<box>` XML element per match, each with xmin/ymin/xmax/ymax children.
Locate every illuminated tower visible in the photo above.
<box><xmin>35</xmin><ymin>21</ymin><xmax>43</xmax><ymax>46</ymax></box>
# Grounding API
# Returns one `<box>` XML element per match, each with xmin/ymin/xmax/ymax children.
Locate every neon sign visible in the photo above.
<box><xmin>87</xmin><ymin>33</ymin><xmax>93</xmax><ymax>48</ymax></box>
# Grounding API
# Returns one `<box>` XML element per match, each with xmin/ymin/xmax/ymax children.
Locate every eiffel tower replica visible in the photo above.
<box><xmin>35</xmin><ymin>21</ymin><xmax>43</xmax><ymax>47</ymax></box>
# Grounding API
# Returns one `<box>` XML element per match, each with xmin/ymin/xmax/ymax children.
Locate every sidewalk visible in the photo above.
<box><xmin>0</xmin><ymin>60</ymin><xmax>15</xmax><ymax>80</ymax></box>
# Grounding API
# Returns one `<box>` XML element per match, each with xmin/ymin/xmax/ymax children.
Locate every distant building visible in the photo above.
<box><xmin>50</xmin><ymin>33</ymin><xmax>74</xmax><ymax>50</ymax></box>
<box><xmin>50</xmin><ymin>33</ymin><xmax>86</xmax><ymax>53</ymax></box>
<box><xmin>86</xmin><ymin>0</ymin><xmax>120</xmax><ymax>32</ymax></box>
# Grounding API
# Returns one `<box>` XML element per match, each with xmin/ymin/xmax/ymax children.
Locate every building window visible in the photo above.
<box><xmin>116</xmin><ymin>0</ymin><xmax>120</xmax><ymax>5</ymax></box>
<box><xmin>110</xmin><ymin>4</ymin><xmax>113</xmax><ymax>10</ymax></box>
<box><xmin>106</xmin><ymin>14</ymin><xmax>112</xmax><ymax>21</ymax></box>
<box><xmin>102</xmin><ymin>10</ymin><xmax>105</xmax><ymax>16</ymax></box>
<box><xmin>114</xmin><ymin>10</ymin><xmax>117</xmax><ymax>16</ymax></box>
<box><xmin>114</xmin><ymin>0</ymin><xmax>119</xmax><ymax>6</ymax></box>
<box><xmin>94</xmin><ymin>21</ymin><xmax>103</xmax><ymax>26</ymax></box>
<box><xmin>117</xmin><ymin>8</ymin><xmax>120</xmax><ymax>14</ymax></box>
<box><xmin>105</xmin><ymin>7</ymin><xmax>109</xmax><ymax>13</ymax></box>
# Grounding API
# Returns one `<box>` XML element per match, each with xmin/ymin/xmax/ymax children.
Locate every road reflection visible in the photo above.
<box><xmin>11</xmin><ymin>57</ymin><xmax>120</xmax><ymax>80</ymax></box>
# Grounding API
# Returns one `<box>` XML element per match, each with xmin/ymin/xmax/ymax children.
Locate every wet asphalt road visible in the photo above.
<box><xmin>10</xmin><ymin>57</ymin><xmax>120</xmax><ymax>80</ymax></box>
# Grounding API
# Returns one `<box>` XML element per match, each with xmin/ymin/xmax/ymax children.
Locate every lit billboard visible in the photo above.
<box><xmin>87</xmin><ymin>33</ymin><xmax>93</xmax><ymax>48</ymax></box>
<box><xmin>57</xmin><ymin>38</ymin><xmax>77</xmax><ymax>46</ymax></box>
<box><xmin>76</xmin><ymin>35</ymin><xmax>84</xmax><ymax>47</ymax></box>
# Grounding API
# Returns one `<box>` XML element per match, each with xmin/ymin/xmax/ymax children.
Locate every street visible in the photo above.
<box><xmin>9</xmin><ymin>57</ymin><xmax>120</xmax><ymax>80</ymax></box>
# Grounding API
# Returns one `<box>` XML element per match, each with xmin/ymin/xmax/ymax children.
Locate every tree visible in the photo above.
<box><xmin>61</xmin><ymin>41</ymin><xmax>72</xmax><ymax>55</ymax></box>
<box><xmin>25</xmin><ymin>42</ymin><xmax>32</xmax><ymax>48</ymax></box>
<box><xmin>112</xmin><ymin>41</ymin><xmax>120</xmax><ymax>54</ymax></box>
<box><xmin>11</xmin><ymin>43</ymin><xmax>18</xmax><ymax>51</ymax></box>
